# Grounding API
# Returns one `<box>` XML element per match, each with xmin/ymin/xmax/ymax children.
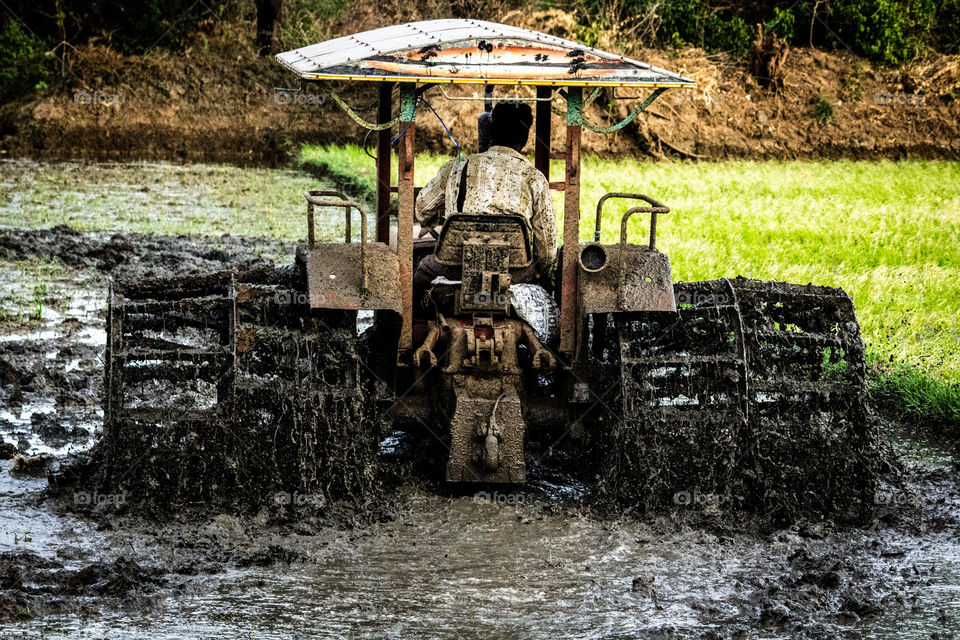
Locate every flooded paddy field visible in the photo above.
<box><xmin>1</xmin><ymin>160</ymin><xmax>959</xmax><ymax>639</ymax></box>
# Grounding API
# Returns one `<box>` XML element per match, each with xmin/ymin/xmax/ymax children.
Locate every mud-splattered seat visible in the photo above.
<box><xmin>430</xmin><ymin>213</ymin><xmax>533</xmax><ymax>315</ymax></box>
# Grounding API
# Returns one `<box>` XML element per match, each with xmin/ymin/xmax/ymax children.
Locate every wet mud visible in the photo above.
<box><xmin>1</xmin><ymin>225</ymin><xmax>958</xmax><ymax>638</ymax></box>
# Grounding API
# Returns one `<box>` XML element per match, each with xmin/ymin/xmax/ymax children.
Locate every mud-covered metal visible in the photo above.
<box><xmin>101</xmin><ymin>268</ymin><xmax>382</xmax><ymax>512</ymax></box>
<box><xmin>433</xmin><ymin>213</ymin><xmax>533</xmax><ymax>268</ymax></box>
<box><xmin>441</xmin><ymin>316</ymin><xmax>528</xmax><ymax>483</ymax></box>
<box><xmin>577</xmin><ymin>244</ymin><xmax>675</xmax><ymax>315</ymax></box>
<box><xmin>276</xmin><ymin>19</ymin><xmax>696</xmax><ymax>87</ymax></box>
<box><xmin>598</xmin><ymin>277</ymin><xmax>879</xmax><ymax>520</ymax></box>
<box><xmin>300</xmin><ymin>192</ymin><xmax>402</xmax><ymax>312</ymax></box>
<box><xmin>578</xmin><ymin>193</ymin><xmax>675</xmax><ymax>318</ymax></box>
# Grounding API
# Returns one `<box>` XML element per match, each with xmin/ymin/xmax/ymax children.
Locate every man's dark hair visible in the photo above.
<box><xmin>491</xmin><ymin>101</ymin><xmax>533</xmax><ymax>149</ymax></box>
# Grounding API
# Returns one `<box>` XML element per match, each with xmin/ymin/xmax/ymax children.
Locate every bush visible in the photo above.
<box><xmin>826</xmin><ymin>0</ymin><xmax>938</xmax><ymax>65</ymax></box>
<box><xmin>572</xmin><ymin>0</ymin><xmax>959</xmax><ymax>64</ymax></box>
<box><xmin>657</xmin><ymin>0</ymin><xmax>754</xmax><ymax>57</ymax></box>
<box><xmin>814</xmin><ymin>97</ymin><xmax>834</xmax><ymax>123</ymax></box>
<box><xmin>11</xmin><ymin>1</ymin><xmax>238</xmax><ymax>55</ymax></box>
<box><xmin>0</xmin><ymin>19</ymin><xmax>52</xmax><ymax>103</ymax></box>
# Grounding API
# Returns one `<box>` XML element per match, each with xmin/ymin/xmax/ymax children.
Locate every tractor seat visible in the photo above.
<box><xmin>433</xmin><ymin>213</ymin><xmax>533</xmax><ymax>269</ymax></box>
<box><xmin>430</xmin><ymin>214</ymin><xmax>534</xmax><ymax>315</ymax></box>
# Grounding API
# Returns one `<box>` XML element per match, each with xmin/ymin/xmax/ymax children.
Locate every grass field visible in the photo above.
<box><xmin>302</xmin><ymin>145</ymin><xmax>960</xmax><ymax>431</ymax></box>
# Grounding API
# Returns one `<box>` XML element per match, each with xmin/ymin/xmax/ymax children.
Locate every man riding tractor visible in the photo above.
<box><xmin>413</xmin><ymin>101</ymin><xmax>558</xmax><ymax>306</ymax></box>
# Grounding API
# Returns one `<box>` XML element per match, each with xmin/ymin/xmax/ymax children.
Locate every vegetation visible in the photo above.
<box><xmin>2</xmin><ymin>0</ymin><xmax>959</xmax><ymax>84</ymax></box>
<box><xmin>0</xmin><ymin>19</ymin><xmax>52</xmax><ymax>103</ymax></box>
<box><xmin>573</xmin><ymin>0</ymin><xmax>960</xmax><ymax>64</ymax></box>
<box><xmin>814</xmin><ymin>97</ymin><xmax>834</xmax><ymax>123</ymax></box>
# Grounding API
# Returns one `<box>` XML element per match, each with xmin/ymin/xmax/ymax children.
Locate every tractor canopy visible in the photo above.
<box><xmin>275</xmin><ymin>19</ymin><xmax>696</xmax><ymax>88</ymax></box>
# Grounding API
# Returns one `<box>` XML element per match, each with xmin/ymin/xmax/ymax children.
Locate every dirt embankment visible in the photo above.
<box><xmin>1</xmin><ymin>34</ymin><xmax>958</xmax><ymax>165</ymax></box>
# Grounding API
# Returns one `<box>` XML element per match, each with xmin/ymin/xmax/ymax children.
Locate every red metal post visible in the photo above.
<box><xmin>534</xmin><ymin>86</ymin><xmax>552</xmax><ymax>181</ymax></box>
<box><xmin>376</xmin><ymin>81</ymin><xmax>393</xmax><ymax>244</ymax></box>
<box><xmin>396</xmin><ymin>84</ymin><xmax>417</xmax><ymax>356</ymax></box>
<box><xmin>559</xmin><ymin>87</ymin><xmax>582</xmax><ymax>360</ymax></box>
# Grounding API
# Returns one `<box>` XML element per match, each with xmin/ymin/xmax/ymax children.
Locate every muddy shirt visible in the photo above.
<box><xmin>415</xmin><ymin>146</ymin><xmax>558</xmax><ymax>272</ymax></box>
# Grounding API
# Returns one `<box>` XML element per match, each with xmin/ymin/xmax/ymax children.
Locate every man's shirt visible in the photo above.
<box><xmin>415</xmin><ymin>145</ymin><xmax>558</xmax><ymax>271</ymax></box>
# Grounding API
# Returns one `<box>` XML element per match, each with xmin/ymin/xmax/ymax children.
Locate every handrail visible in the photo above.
<box><xmin>595</xmin><ymin>192</ymin><xmax>669</xmax><ymax>245</ymax></box>
<box><xmin>304</xmin><ymin>190</ymin><xmax>369</xmax><ymax>292</ymax></box>
<box><xmin>620</xmin><ymin>197</ymin><xmax>670</xmax><ymax>251</ymax></box>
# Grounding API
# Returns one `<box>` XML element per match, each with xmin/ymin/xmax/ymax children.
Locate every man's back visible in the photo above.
<box><xmin>416</xmin><ymin>145</ymin><xmax>557</xmax><ymax>271</ymax></box>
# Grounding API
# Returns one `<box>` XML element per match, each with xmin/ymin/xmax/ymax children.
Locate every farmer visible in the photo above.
<box><xmin>413</xmin><ymin>101</ymin><xmax>558</xmax><ymax>291</ymax></box>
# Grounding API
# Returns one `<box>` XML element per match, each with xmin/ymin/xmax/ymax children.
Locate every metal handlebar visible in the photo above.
<box><xmin>594</xmin><ymin>192</ymin><xmax>669</xmax><ymax>249</ymax></box>
<box><xmin>304</xmin><ymin>190</ymin><xmax>369</xmax><ymax>292</ymax></box>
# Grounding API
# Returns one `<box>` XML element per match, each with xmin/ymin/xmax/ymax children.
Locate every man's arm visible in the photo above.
<box><xmin>528</xmin><ymin>170</ymin><xmax>558</xmax><ymax>272</ymax></box>
<box><xmin>415</xmin><ymin>159</ymin><xmax>456</xmax><ymax>227</ymax></box>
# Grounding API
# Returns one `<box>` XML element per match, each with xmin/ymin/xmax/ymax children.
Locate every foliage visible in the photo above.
<box><xmin>826</xmin><ymin>0</ymin><xmax>938</xmax><ymax>64</ymax></box>
<box><xmin>277</xmin><ymin>0</ymin><xmax>350</xmax><ymax>50</ymax></box>
<box><xmin>766</xmin><ymin>6</ymin><xmax>796</xmax><ymax>42</ymax></box>
<box><xmin>571</xmin><ymin>0</ymin><xmax>960</xmax><ymax>63</ymax></box>
<box><xmin>870</xmin><ymin>357</ymin><xmax>960</xmax><ymax>438</ymax></box>
<box><xmin>0</xmin><ymin>19</ymin><xmax>52</xmax><ymax>103</ymax></box>
<box><xmin>10</xmin><ymin>1</ymin><xmax>240</xmax><ymax>55</ymax></box>
<box><xmin>814</xmin><ymin>97</ymin><xmax>834</xmax><ymax>123</ymax></box>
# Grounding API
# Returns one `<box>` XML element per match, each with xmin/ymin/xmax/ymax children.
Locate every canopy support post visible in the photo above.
<box><xmin>376</xmin><ymin>81</ymin><xmax>393</xmax><ymax>244</ymax></box>
<box><xmin>534</xmin><ymin>86</ymin><xmax>552</xmax><ymax>181</ymax></box>
<box><xmin>396</xmin><ymin>83</ymin><xmax>417</xmax><ymax>358</ymax></box>
<box><xmin>559</xmin><ymin>86</ymin><xmax>582</xmax><ymax>361</ymax></box>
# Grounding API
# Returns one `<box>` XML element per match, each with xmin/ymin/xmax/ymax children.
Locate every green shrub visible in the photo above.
<box><xmin>277</xmin><ymin>0</ymin><xmax>350</xmax><ymax>50</ymax></box>
<box><xmin>827</xmin><ymin>0</ymin><xmax>938</xmax><ymax>65</ymax></box>
<box><xmin>0</xmin><ymin>19</ymin><xmax>52</xmax><ymax>103</ymax></box>
<box><xmin>814</xmin><ymin>97</ymin><xmax>834</xmax><ymax>123</ymax></box>
<box><xmin>766</xmin><ymin>6</ymin><xmax>796</xmax><ymax>42</ymax></box>
<box><xmin>571</xmin><ymin>0</ymin><xmax>958</xmax><ymax>63</ymax></box>
<box><xmin>658</xmin><ymin>0</ymin><xmax>754</xmax><ymax>57</ymax></box>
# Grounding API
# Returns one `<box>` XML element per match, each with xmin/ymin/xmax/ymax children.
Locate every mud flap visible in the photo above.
<box><xmin>446</xmin><ymin>381</ymin><xmax>526</xmax><ymax>483</ymax></box>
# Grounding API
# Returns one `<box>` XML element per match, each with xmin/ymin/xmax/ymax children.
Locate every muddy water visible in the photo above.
<box><xmin>2</xmin><ymin>161</ymin><xmax>959</xmax><ymax>639</ymax></box>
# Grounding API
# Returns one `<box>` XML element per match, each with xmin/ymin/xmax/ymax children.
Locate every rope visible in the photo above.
<box><xmin>325</xmin><ymin>87</ymin><xmax>402</xmax><ymax>131</ymax></box>
<box><xmin>551</xmin><ymin>87</ymin><xmax>668</xmax><ymax>134</ymax></box>
<box><xmin>551</xmin><ymin>87</ymin><xmax>602</xmax><ymax>119</ymax></box>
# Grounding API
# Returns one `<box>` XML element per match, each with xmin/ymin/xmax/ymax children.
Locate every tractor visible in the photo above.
<box><xmin>98</xmin><ymin>20</ymin><xmax>875</xmax><ymax>515</ymax></box>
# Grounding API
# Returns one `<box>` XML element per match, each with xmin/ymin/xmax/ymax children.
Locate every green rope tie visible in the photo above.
<box><xmin>325</xmin><ymin>87</ymin><xmax>402</xmax><ymax>131</ymax></box>
<box><xmin>552</xmin><ymin>87</ymin><xmax>668</xmax><ymax>134</ymax></box>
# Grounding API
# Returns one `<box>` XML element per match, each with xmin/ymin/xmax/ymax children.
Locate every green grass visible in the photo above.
<box><xmin>302</xmin><ymin>145</ymin><xmax>960</xmax><ymax>433</ymax></box>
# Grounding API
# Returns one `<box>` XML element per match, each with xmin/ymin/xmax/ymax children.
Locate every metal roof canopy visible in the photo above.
<box><xmin>276</xmin><ymin>19</ymin><xmax>696</xmax><ymax>88</ymax></box>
